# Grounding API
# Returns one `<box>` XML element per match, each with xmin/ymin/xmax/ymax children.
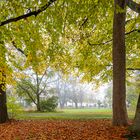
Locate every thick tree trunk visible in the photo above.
<box><xmin>113</xmin><ymin>0</ymin><xmax>128</xmax><ymax>126</ymax></box>
<box><xmin>132</xmin><ymin>94</ymin><xmax>140</xmax><ymax>135</ymax></box>
<box><xmin>0</xmin><ymin>73</ymin><xmax>8</xmax><ymax>123</ymax></box>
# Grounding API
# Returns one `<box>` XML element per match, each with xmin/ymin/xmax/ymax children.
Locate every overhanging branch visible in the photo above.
<box><xmin>126</xmin><ymin>0</ymin><xmax>140</xmax><ymax>14</ymax></box>
<box><xmin>106</xmin><ymin>65</ymin><xmax>140</xmax><ymax>71</ymax></box>
<box><xmin>88</xmin><ymin>29</ymin><xmax>140</xmax><ymax>46</ymax></box>
<box><xmin>127</xmin><ymin>68</ymin><xmax>140</xmax><ymax>71</ymax></box>
<box><xmin>0</xmin><ymin>0</ymin><xmax>56</xmax><ymax>27</ymax></box>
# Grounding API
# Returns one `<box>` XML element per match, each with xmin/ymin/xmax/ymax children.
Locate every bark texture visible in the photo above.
<box><xmin>113</xmin><ymin>0</ymin><xmax>128</xmax><ymax>126</ymax></box>
<box><xmin>0</xmin><ymin>73</ymin><xmax>8</xmax><ymax>123</ymax></box>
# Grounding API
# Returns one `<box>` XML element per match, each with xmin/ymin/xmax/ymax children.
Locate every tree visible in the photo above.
<box><xmin>0</xmin><ymin>0</ymin><xmax>140</xmax><ymax>127</ymax></box>
<box><xmin>55</xmin><ymin>74</ymin><xmax>86</xmax><ymax>109</ymax></box>
<box><xmin>0</xmin><ymin>41</ymin><xmax>8</xmax><ymax>123</ymax></box>
<box><xmin>104</xmin><ymin>85</ymin><xmax>112</xmax><ymax>108</ymax></box>
<box><xmin>112</xmin><ymin>0</ymin><xmax>128</xmax><ymax>126</ymax></box>
<box><xmin>16</xmin><ymin>69</ymin><xmax>56</xmax><ymax>111</ymax></box>
<box><xmin>112</xmin><ymin>0</ymin><xmax>140</xmax><ymax>126</ymax></box>
<box><xmin>0</xmin><ymin>72</ymin><xmax>8</xmax><ymax>123</ymax></box>
<box><xmin>0</xmin><ymin>0</ymin><xmax>57</xmax><ymax>122</ymax></box>
<box><xmin>0</xmin><ymin>0</ymin><xmax>113</xmax><ymax>123</ymax></box>
<box><xmin>55</xmin><ymin>73</ymin><xmax>69</xmax><ymax>109</ymax></box>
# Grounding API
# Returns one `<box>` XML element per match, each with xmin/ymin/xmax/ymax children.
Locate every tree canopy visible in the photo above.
<box><xmin>1</xmin><ymin>0</ymin><xmax>140</xmax><ymax>127</ymax></box>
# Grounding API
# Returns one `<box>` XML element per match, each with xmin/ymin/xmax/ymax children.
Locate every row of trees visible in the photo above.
<box><xmin>0</xmin><ymin>0</ymin><xmax>140</xmax><ymax>134</ymax></box>
<box><xmin>14</xmin><ymin>70</ymin><xmax>96</xmax><ymax>110</ymax></box>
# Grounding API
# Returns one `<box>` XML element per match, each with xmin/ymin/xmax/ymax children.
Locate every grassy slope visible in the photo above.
<box><xmin>17</xmin><ymin>108</ymin><xmax>134</xmax><ymax>120</ymax></box>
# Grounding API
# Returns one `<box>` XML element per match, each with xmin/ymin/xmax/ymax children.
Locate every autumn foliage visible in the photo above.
<box><xmin>0</xmin><ymin>119</ymin><xmax>129</xmax><ymax>140</ymax></box>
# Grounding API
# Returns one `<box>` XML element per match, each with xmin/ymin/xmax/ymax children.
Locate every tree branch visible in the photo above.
<box><xmin>126</xmin><ymin>0</ymin><xmax>140</xmax><ymax>14</ymax></box>
<box><xmin>0</xmin><ymin>0</ymin><xmax>56</xmax><ymax>27</ymax></box>
<box><xmin>106</xmin><ymin>65</ymin><xmax>140</xmax><ymax>71</ymax></box>
<box><xmin>88</xmin><ymin>38</ymin><xmax>112</xmax><ymax>46</ymax></box>
<box><xmin>12</xmin><ymin>41</ymin><xmax>27</xmax><ymax>56</ymax></box>
<box><xmin>18</xmin><ymin>84</ymin><xmax>37</xmax><ymax>105</ymax></box>
<box><xmin>38</xmin><ymin>69</ymin><xmax>48</xmax><ymax>87</ymax></box>
<box><xmin>88</xmin><ymin>29</ymin><xmax>140</xmax><ymax>46</ymax></box>
<box><xmin>127</xmin><ymin>68</ymin><xmax>140</xmax><ymax>71</ymax></box>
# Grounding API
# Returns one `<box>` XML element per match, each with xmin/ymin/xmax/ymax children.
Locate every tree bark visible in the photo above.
<box><xmin>113</xmin><ymin>0</ymin><xmax>128</xmax><ymax>126</ymax></box>
<box><xmin>0</xmin><ymin>73</ymin><xmax>8</xmax><ymax>123</ymax></box>
<box><xmin>132</xmin><ymin>93</ymin><xmax>140</xmax><ymax>135</ymax></box>
<box><xmin>36</xmin><ymin>94</ymin><xmax>41</xmax><ymax>111</ymax></box>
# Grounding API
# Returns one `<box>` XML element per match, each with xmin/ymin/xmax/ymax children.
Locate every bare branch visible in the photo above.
<box><xmin>0</xmin><ymin>0</ymin><xmax>56</xmax><ymax>27</ymax></box>
<box><xmin>38</xmin><ymin>84</ymin><xmax>47</xmax><ymax>95</ymax></box>
<box><xmin>125</xmin><ymin>29</ymin><xmax>140</xmax><ymax>35</ymax></box>
<box><xmin>18</xmin><ymin>84</ymin><xmax>37</xmax><ymax>105</ymax></box>
<box><xmin>38</xmin><ymin>69</ymin><xmax>48</xmax><ymax>87</ymax></box>
<box><xmin>127</xmin><ymin>68</ymin><xmax>140</xmax><ymax>71</ymax></box>
<box><xmin>80</xmin><ymin>17</ymin><xmax>88</xmax><ymax>28</ymax></box>
<box><xmin>12</xmin><ymin>41</ymin><xmax>27</xmax><ymax>56</ymax></box>
<box><xmin>88</xmin><ymin>38</ymin><xmax>112</xmax><ymax>46</ymax></box>
<box><xmin>126</xmin><ymin>0</ymin><xmax>140</xmax><ymax>14</ymax></box>
<box><xmin>106</xmin><ymin>65</ymin><xmax>140</xmax><ymax>71</ymax></box>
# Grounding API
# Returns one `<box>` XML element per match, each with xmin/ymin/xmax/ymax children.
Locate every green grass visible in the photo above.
<box><xmin>16</xmin><ymin>108</ymin><xmax>134</xmax><ymax>120</ymax></box>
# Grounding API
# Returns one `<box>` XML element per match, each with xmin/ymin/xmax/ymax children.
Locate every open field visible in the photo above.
<box><xmin>17</xmin><ymin>108</ymin><xmax>135</xmax><ymax>120</ymax></box>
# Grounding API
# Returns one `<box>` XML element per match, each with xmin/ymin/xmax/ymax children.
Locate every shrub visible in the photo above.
<box><xmin>40</xmin><ymin>96</ymin><xmax>58</xmax><ymax>112</ymax></box>
<box><xmin>7</xmin><ymin>97</ymin><xmax>23</xmax><ymax>119</ymax></box>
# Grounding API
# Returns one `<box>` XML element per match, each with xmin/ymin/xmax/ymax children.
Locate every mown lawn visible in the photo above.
<box><xmin>17</xmin><ymin>108</ymin><xmax>135</xmax><ymax>120</ymax></box>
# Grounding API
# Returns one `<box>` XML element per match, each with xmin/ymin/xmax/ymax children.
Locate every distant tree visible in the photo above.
<box><xmin>97</xmin><ymin>100</ymin><xmax>102</xmax><ymax>108</ymax></box>
<box><xmin>68</xmin><ymin>78</ymin><xmax>86</xmax><ymax>109</ymax></box>
<box><xmin>104</xmin><ymin>85</ymin><xmax>112</xmax><ymax>108</ymax></box>
<box><xmin>55</xmin><ymin>74</ymin><xmax>69</xmax><ymax>109</ymax></box>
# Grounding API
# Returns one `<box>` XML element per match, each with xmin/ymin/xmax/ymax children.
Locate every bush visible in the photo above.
<box><xmin>40</xmin><ymin>96</ymin><xmax>58</xmax><ymax>112</ymax></box>
<box><xmin>7</xmin><ymin>97</ymin><xmax>23</xmax><ymax>119</ymax></box>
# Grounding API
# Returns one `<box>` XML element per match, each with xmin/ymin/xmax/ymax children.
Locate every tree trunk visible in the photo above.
<box><xmin>0</xmin><ymin>41</ymin><xmax>9</xmax><ymax>123</ymax></box>
<box><xmin>36</xmin><ymin>94</ymin><xmax>41</xmax><ymax>111</ymax></box>
<box><xmin>60</xmin><ymin>102</ymin><xmax>65</xmax><ymax>109</ymax></box>
<box><xmin>0</xmin><ymin>73</ymin><xmax>8</xmax><ymax>123</ymax></box>
<box><xmin>132</xmin><ymin>93</ymin><xmax>140</xmax><ymax>135</ymax></box>
<box><xmin>80</xmin><ymin>102</ymin><xmax>83</xmax><ymax>108</ymax></box>
<box><xmin>75</xmin><ymin>102</ymin><xmax>78</xmax><ymax>109</ymax></box>
<box><xmin>113</xmin><ymin>0</ymin><xmax>128</xmax><ymax>126</ymax></box>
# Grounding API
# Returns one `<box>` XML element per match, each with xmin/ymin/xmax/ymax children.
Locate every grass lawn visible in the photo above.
<box><xmin>17</xmin><ymin>108</ymin><xmax>135</xmax><ymax>120</ymax></box>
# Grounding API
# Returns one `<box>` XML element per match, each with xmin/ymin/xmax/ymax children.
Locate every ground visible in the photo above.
<box><xmin>1</xmin><ymin>109</ymin><xmax>134</xmax><ymax>140</ymax></box>
<box><xmin>0</xmin><ymin>119</ymin><xmax>129</xmax><ymax>140</ymax></box>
